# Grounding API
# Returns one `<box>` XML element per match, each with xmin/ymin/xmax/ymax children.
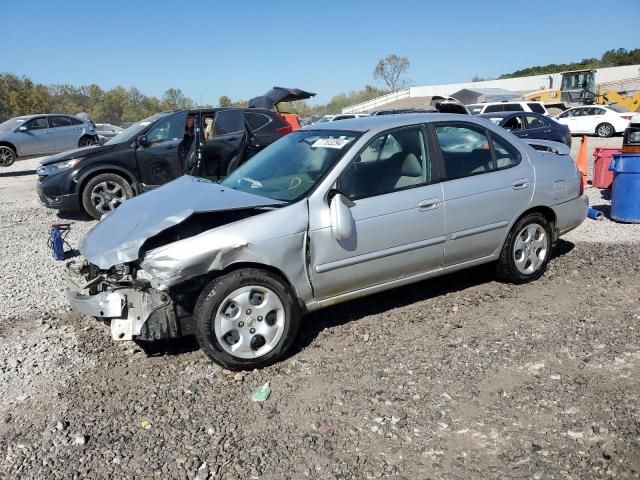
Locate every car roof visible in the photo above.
<box><xmin>301</xmin><ymin>113</ymin><xmax>474</xmax><ymax>133</ymax></box>
<box><xmin>478</xmin><ymin>111</ymin><xmax>545</xmax><ymax>119</ymax></box>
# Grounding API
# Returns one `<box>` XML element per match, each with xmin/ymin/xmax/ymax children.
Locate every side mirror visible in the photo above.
<box><xmin>136</xmin><ymin>135</ymin><xmax>150</xmax><ymax>148</ymax></box>
<box><xmin>329</xmin><ymin>192</ymin><xmax>354</xmax><ymax>241</ymax></box>
<box><xmin>17</xmin><ymin>126</ymin><xmax>27</xmax><ymax>132</ymax></box>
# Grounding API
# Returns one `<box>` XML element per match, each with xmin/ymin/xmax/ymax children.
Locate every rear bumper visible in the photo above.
<box><xmin>554</xmin><ymin>194</ymin><xmax>589</xmax><ymax>237</ymax></box>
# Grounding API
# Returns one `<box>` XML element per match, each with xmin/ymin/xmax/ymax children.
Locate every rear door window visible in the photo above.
<box><xmin>484</xmin><ymin>104</ymin><xmax>503</xmax><ymax>113</ymax></box>
<box><xmin>49</xmin><ymin>116</ymin><xmax>73</xmax><ymax>128</ymax></box>
<box><xmin>503</xmin><ymin>103</ymin><xmax>524</xmax><ymax>112</ymax></box>
<box><xmin>524</xmin><ymin>115</ymin><xmax>545</xmax><ymax>129</ymax></box>
<box><xmin>213</xmin><ymin>110</ymin><xmax>244</xmax><ymax>136</ymax></box>
<box><xmin>434</xmin><ymin>123</ymin><xmax>521</xmax><ymax>180</ymax></box>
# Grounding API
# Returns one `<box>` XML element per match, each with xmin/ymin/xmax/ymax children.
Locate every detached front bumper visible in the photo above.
<box><xmin>65</xmin><ymin>260</ymin><xmax>180</xmax><ymax>341</ymax></box>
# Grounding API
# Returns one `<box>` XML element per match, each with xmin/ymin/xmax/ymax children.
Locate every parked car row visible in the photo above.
<box><xmin>0</xmin><ymin>114</ymin><xmax>98</xmax><ymax>166</ymax></box>
<box><xmin>64</xmin><ymin>113</ymin><xmax>588</xmax><ymax>369</ymax></box>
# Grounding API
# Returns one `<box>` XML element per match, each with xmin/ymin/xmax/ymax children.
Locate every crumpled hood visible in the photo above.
<box><xmin>80</xmin><ymin>176</ymin><xmax>284</xmax><ymax>269</ymax></box>
<box><xmin>40</xmin><ymin>144</ymin><xmax>113</xmax><ymax>165</ymax></box>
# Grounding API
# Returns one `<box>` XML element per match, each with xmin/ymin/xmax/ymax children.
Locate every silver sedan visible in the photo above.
<box><xmin>65</xmin><ymin>114</ymin><xmax>587</xmax><ymax>370</ymax></box>
<box><xmin>0</xmin><ymin>114</ymin><xmax>97</xmax><ymax>166</ymax></box>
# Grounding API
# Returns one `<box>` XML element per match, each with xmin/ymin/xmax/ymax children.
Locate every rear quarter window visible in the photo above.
<box><xmin>527</xmin><ymin>103</ymin><xmax>546</xmax><ymax>114</ymax></box>
<box><xmin>484</xmin><ymin>105</ymin><xmax>503</xmax><ymax>113</ymax></box>
<box><xmin>245</xmin><ymin>112</ymin><xmax>271</xmax><ymax>132</ymax></box>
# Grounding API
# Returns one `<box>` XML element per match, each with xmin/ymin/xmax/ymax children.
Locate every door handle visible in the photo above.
<box><xmin>543</xmin><ymin>129</ymin><xmax>551</xmax><ymax>133</ymax></box>
<box><xmin>512</xmin><ymin>179</ymin><xmax>529</xmax><ymax>190</ymax></box>
<box><xmin>418</xmin><ymin>198</ymin><xmax>440</xmax><ymax>211</ymax></box>
<box><xmin>166</xmin><ymin>143</ymin><xmax>178</xmax><ymax>150</ymax></box>
<box><xmin>520</xmin><ymin>133</ymin><xmax>529</xmax><ymax>137</ymax></box>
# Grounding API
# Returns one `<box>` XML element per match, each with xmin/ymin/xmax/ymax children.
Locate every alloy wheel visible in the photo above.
<box><xmin>597</xmin><ymin>124</ymin><xmax>612</xmax><ymax>137</ymax></box>
<box><xmin>90</xmin><ymin>181</ymin><xmax>127</xmax><ymax>214</ymax></box>
<box><xmin>513</xmin><ymin>223</ymin><xmax>548</xmax><ymax>275</ymax></box>
<box><xmin>214</xmin><ymin>286</ymin><xmax>286</xmax><ymax>359</ymax></box>
<box><xmin>0</xmin><ymin>147</ymin><xmax>15</xmax><ymax>166</ymax></box>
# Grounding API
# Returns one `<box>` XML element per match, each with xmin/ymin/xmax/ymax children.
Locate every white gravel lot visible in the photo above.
<box><xmin>0</xmin><ymin>136</ymin><xmax>636</xmax><ymax>323</ymax></box>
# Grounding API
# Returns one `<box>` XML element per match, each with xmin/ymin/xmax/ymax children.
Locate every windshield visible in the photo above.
<box><xmin>0</xmin><ymin>117</ymin><xmax>28</xmax><ymax>131</ymax></box>
<box><xmin>104</xmin><ymin>113</ymin><xmax>168</xmax><ymax>145</ymax></box>
<box><xmin>220</xmin><ymin>130</ymin><xmax>359</xmax><ymax>202</ymax></box>
<box><xmin>606</xmin><ymin>104</ymin><xmax>630</xmax><ymax>113</ymax></box>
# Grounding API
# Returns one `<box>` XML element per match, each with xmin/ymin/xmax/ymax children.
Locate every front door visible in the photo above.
<box><xmin>135</xmin><ymin>110</ymin><xmax>189</xmax><ymax>188</ymax></box>
<box><xmin>432</xmin><ymin>122</ymin><xmax>533</xmax><ymax>267</ymax></box>
<box><xmin>17</xmin><ymin>117</ymin><xmax>53</xmax><ymax>155</ymax></box>
<box><xmin>309</xmin><ymin>126</ymin><xmax>446</xmax><ymax>300</ymax></box>
<box><xmin>522</xmin><ymin>114</ymin><xmax>549</xmax><ymax>141</ymax></box>
<box><xmin>199</xmin><ymin>109</ymin><xmax>246</xmax><ymax>180</ymax></box>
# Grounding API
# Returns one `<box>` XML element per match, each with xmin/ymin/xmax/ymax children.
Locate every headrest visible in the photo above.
<box><xmin>401</xmin><ymin>153</ymin><xmax>422</xmax><ymax>177</ymax></box>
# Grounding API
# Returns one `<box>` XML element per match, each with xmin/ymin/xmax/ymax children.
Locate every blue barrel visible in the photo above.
<box><xmin>609</xmin><ymin>154</ymin><xmax>640</xmax><ymax>223</ymax></box>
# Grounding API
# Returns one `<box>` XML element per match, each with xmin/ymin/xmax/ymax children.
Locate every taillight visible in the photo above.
<box><xmin>621</xmin><ymin>115</ymin><xmax>633</xmax><ymax>120</ymax></box>
<box><xmin>276</xmin><ymin>126</ymin><xmax>293</xmax><ymax>134</ymax></box>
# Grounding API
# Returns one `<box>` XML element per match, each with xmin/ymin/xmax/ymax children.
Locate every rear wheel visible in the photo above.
<box><xmin>595</xmin><ymin>123</ymin><xmax>614</xmax><ymax>138</ymax></box>
<box><xmin>78</xmin><ymin>136</ymin><xmax>95</xmax><ymax>147</ymax></box>
<box><xmin>497</xmin><ymin>213</ymin><xmax>552</xmax><ymax>284</ymax></box>
<box><xmin>81</xmin><ymin>173</ymin><xmax>133</xmax><ymax>219</ymax></box>
<box><xmin>0</xmin><ymin>146</ymin><xmax>16</xmax><ymax>166</ymax></box>
<box><xmin>194</xmin><ymin>268</ymin><xmax>300</xmax><ymax>370</ymax></box>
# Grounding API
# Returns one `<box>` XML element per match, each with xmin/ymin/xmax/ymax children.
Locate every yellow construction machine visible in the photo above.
<box><xmin>523</xmin><ymin>69</ymin><xmax>640</xmax><ymax>112</ymax></box>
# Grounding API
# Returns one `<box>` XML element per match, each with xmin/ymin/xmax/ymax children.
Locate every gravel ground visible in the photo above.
<box><xmin>0</xmin><ymin>139</ymin><xmax>638</xmax><ymax>479</ymax></box>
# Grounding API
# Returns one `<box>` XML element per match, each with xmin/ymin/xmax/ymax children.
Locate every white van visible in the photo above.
<box><xmin>467</xmin><ymin>101</ymin><xmax>549</xmax><ymax>115</ymax></box>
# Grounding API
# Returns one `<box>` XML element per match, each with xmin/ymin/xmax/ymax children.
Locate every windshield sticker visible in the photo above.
<box><xmin>311</xmin><ymin>138</ymin><xmax>351</xmax><ymax>149</ymax></box>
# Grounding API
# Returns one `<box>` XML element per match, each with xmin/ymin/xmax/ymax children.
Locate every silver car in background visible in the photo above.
<box><xmin>0</xmin><ymin>114</ymin><xmax>98</xmax><ymax>166</ymax></box>
<box><xmin>95</xmin><ymin>123</ymin><xmax>124</xmax><ymax>140</ymax></box>
<box><xmin>65</xmin><ymin>114</ymin><xmax>587</xmax><ymax>370</ymax></box>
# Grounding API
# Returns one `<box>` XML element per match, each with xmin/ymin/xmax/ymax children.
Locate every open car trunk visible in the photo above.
<box><xmin>248</xmin><ymin>87</ymin><xmax>316</xmax><ymax>110</ymax></box>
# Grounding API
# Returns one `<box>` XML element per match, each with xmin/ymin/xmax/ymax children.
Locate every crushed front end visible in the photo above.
<box><xmin>65</xmin><ymin>259</ymin><xmax>196</xmax><ymax>341</ymax></box>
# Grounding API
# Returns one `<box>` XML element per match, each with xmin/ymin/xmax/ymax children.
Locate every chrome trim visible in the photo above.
<box><xmin>448</xmin><ymin>221</ymin><xmax>509</xmax><ymax>241</ymax></box>
<box><xmin>315</xmin><ymin>236</ymin><xmax>446</xmax><ymax>274</ymax></box>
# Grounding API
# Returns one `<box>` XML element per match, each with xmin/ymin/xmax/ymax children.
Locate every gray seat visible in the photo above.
<box><xmin>393</xmin><ymin>153</ymin><xmax>423</xmax><ymax>189</ymax></box>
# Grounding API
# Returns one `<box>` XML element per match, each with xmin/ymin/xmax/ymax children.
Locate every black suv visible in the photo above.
<box><xmin>36</xmin><ymin>108</ymin><xmax>291</xmax><ymax>219</ymax></box>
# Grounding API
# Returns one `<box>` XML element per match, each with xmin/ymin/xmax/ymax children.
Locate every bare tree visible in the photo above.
<box><xmin>373</xmin><ymin>55</ymin><xmax>410</xmax><ymax>92</ymax></box>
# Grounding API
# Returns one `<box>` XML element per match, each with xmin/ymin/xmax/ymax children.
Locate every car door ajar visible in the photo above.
<box><xmin>433</xmin><ymin>122</ymin><xmax>533</xmax><ymax>267</ymax></box>
<box><xmin>135</xmin><ymin>110</ymin><xmax>189</xmax><ymax>188</ymax></box>
<box><xmin>199</xmin><ymin>109</ymin><xmax>247</xmax><ymax>179</ymax></box>
<box><xmin>308</xmin><ymin>126</ymin><xmax>446</xmax><ymax>300</ymax></box>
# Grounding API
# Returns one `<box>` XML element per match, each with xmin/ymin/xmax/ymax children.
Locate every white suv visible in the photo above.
<box><xmin>467</xmin><ymin>101</ymin><xmax>549</xmax><ymax>115</ymax></box>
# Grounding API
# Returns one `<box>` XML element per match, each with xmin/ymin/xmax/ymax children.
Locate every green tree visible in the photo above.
<box><xmin>373</xmin><ymin>54</ymin><xmax>410</xmax><ymax>92</ymax></box>
<box><xmin>161</xmin><ymin>88</ymin><xmax>194</xmax><ymax>110</ymax></box>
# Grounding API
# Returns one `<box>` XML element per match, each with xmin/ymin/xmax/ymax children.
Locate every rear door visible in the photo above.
<box><xmin>199</xmin><ymin>109</ymin><xmax>246</xmax><ymax>179</ymax></box>
<box><xmin>49</xmin><ymin>115</ymin><xmax>81</xmax><ymax>151</ymax></box>
<box><xmin>135</xmin><ymin>110</ymin><xmax>189</xmax><ymax>188</ymax></box>
<box><xmin>432</xmin><ymin>121</ymin><xmax>533</xmax><ymax>267</ymax></box>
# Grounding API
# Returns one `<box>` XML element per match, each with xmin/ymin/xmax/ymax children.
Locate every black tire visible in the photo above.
<box><xmin>194</xmin><ymin>268</ymin><xmax>300</xmax><ymax>370</ymax></box>
<box><xmin>496</xmin><ymin>212</ymin><xmax>553</xmax><ymax>284</ymax></box>
<box><xmin>81</xmin><ymin>173</ymin><xmax>134</xmax><ymax>219</ymax></box>
<box><xmin>78</xmin><ymin>136</ymin><xmax>95</xmax><ymax>147</ymax></box>
<box><xmin>595</xmin><ymin>123</ymin><xmax>614</xmax><ymax>138</ymax></box>
<box><xmin>0</xmin><ymin>145</ymin><xmax>16</xmax><ymax>167</ymax></box>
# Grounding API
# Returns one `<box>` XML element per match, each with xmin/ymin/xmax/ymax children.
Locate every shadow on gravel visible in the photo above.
<box><xmin>135</xmin><ymin>337</ymin><xmax>200</xmax><ymax>357</ymax></box>
<box><xmin>290</xmin><ymin>239</ymin><xmax>577</xmax><ymax>358</ymax></box>
<box><xmin>0</xmin><ymin>169</ymin><xmax>36</xmax><ymax>177</ymax></box>
<box><xmin>56</xmin><ymin>210</ymin><xmax>94</xmax><ymax>222</ymax></box>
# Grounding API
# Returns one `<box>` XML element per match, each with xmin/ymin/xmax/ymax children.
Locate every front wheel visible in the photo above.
<box><xmin>0</xmin><ymin>146</ymin><xmax>16</xmax><ymax>167</ymax></box>
<box><xmin>194</xmin><ymin>269</ymin><xmax>300</xmax><ymax>370</ymax></box>
<box><xmin>595</xmin><ymin>123</ymin><xmax>614</xmax><ymax>138</ymax></box>
<box><xmin>497</xmin><ymin>213</ymin><xmax>552</xmax><ymax>284</ymax></box>
<box><xmin>81</xmin><ymin>173</ymin><xmax>134</xmax><ymax>219</ymax></box>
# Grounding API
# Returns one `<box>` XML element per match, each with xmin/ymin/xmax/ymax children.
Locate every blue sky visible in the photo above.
<box><xmin>2</xmin><ymin>0</ymin><xmax>639</xmax><ymax>105</ymax></box>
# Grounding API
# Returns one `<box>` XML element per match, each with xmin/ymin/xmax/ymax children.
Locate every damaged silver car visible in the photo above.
<box><xmin>66</xmin><ymin>114</ymin><xmax>588</xmax><ymax>370</ymax></box>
